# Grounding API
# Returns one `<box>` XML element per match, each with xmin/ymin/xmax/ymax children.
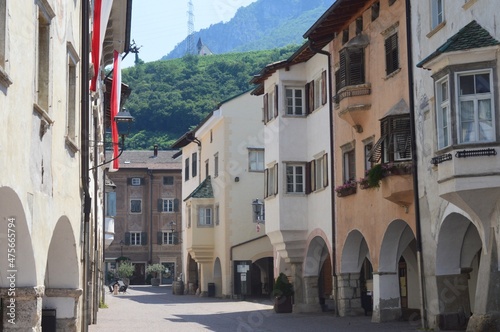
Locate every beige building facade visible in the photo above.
<box><xmin>173</xmin><ymin>91</ymin><xmax>274</xmax><ymax>298</ymax></box>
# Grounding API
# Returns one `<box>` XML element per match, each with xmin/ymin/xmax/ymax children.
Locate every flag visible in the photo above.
<box><xmin>109</xmin><ymin>50</ymin><xmax>121</xmax><ymax>172</ymax></box>
<box><xmin>90</xmin><ymin>0</ymin><xmax>113</xmax><ymax>91</ymax></box>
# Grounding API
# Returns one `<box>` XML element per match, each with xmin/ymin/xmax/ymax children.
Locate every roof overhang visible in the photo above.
<box><xmin>102</xmin><ymin>0</ymin><xmax>133</xmax><ymax>67</ymax></box>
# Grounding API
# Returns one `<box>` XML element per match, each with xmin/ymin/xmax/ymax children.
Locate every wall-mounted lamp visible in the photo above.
<box><xmin>252</xmin><ymin>199</ymin><xmax>265</xmax><ymax>223</ymax></box>
<box><xmin>89</xmin><ymin>108</ymin><xmax>134</xmax><ymax>170</ymax></box>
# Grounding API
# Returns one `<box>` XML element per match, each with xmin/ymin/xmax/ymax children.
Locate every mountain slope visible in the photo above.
<box><xmin>163</xmin><ymin>0</ymin><xmax>331</xmax><ymax>59</ymax></box>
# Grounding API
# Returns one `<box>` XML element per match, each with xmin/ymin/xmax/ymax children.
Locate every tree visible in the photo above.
<box><xmin>117</xmin><ymin>261</ymin><xmax>134</xmax><ymax>279</ymax></box>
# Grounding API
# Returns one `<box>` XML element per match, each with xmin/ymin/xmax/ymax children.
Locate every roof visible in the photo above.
<box><xmin>184</xmin><ymin>176</ymin><xmax>214</xmax><ymax>201</ymax></box>
<box><xmin>105</xmin><ymin>150</ymin><xmax>182</xmax><ymax>170</ymax></box>
<box><xmin>417</xmin><ymin>20</ymin><xmax>500</xmax><ymax>68</ymax></box>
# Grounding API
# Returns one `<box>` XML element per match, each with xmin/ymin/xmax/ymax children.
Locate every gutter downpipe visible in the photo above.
<box><xmin>149</xmin><ymin>169</ymin><xmax>153</xmax><ymax>263</ymax></box>
<box><xmin>405</xmin><ymin>0</ymin><xmax>427</xmax><ymax>328</ymax></box>
<box><xmin>309</xmin><ymin>43</ymin><xmax>338</xmax><ymax>316</ymax></box>
<box><xmin>81</xmin><ymin>1</ymin><xmax>90</xmax><ymax>331</ymax></box>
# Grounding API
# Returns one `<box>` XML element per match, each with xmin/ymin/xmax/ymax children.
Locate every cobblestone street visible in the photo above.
<box><xmin>89</xmin><ymin>285</ymin><xmax>422</xmax><ymax>331</ymax></box>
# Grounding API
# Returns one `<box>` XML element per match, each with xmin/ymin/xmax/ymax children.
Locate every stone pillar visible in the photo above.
<box><xmin>435</xmin><ymin>273</ymin><xmax>470</xmax><ymax>330</ymax></box>
<box><xmin>0</xmin><ymin>286</ymin><xmax>44</xmax><ymax>331</ymax></box>
<box><xmin>337</xmin><ymin>273</ymin><xmax>364</xmax><ymax>317</ymax></box>
<box><xmin>295</xmin><ymin>275</ymin><xmax>323</xmax><ymax>313</ymax></box>
<box><xmin>467</xmin><ymin>233</ymin><xmax>500</xmax><ymax>332</ymax></box>
<box><xmin>44</xmin><ymin>288</ymin><xmax>83</xmax><ymax>332</ymax></box>
<box><xmin>290</xmin><ymin>263</ymin><xmax>303</xmax><ymax>313</ymax></box>
<box><xmin>372</xmin><ymin>272</ymin><xmax>401</xmax><ymax>322</ymax></box>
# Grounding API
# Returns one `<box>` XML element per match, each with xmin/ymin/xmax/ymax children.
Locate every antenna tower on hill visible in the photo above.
<box><xmin>187</xmin><ymin>0</ymin><xmax>195</xmax><ymax>55</ymax></box>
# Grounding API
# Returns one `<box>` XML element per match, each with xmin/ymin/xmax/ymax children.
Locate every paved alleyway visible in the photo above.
<box><xmin>89</xmin><ymin>285</ymin><xmax>422</xmax><ymax>332</ymax></box>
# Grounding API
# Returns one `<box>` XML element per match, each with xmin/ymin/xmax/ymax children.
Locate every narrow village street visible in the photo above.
<box><xmin>89</xmin><ymin>285</ymin><xmax>421</xmax><ymax>331</ymax></box>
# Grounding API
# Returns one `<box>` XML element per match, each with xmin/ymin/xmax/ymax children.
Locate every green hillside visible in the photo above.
<box><xmin>121</xmin><ymin>45</ymin><xmax>299</xmax><ymax>150</ymax></box>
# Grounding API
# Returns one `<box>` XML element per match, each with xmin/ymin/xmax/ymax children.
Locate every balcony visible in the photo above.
<box><xmin>436</xmin><ymin>147</ymin><xmax>500</xmax><ymax>221</ymax></box>
<box><xmin>334</xmin><ymin>84</ymin><xmax>371</xmax><ymax>133</ymax></box>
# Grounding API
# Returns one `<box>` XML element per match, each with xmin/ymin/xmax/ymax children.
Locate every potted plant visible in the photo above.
<box><xmin>272</xmin><ymin>273</ymin><xmax>294</xmax><ymax>313</ymax></box>
<box><xmin>146</xmin><ymin>263</ymin><xmax>165</xmax><ymax>286</ymax></box>
<box><xmin>116</xmin><ymin>261</ymin><xmax>134</xmax><ymax>286</ymax></box>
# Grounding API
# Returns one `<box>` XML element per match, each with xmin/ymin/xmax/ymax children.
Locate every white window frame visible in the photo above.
<box><xmin>36</xmin><ymin>1</ymin><xmax>54</xmax><ymax>112</ymax></box>
<box><xmin>66</xmin><ymin>42</ymin><xmax>79</xmax><ymax>150</ymax></box>
<box><xmin>130</xmin><ymin>199</ymin><xmax>142</xmax><ymax>213</ymax></box>
<box><xmin>286</xmin><ymin>163</ymin><xmax>305</xmax><ymax>194</ymax></box>
<box><xmin>266</xmin><ymin>89</ymin><xmax>275</xmax><ymax>122</ymax></box>
<box><xmin>131</xmin><ymin>177</ymin><xmax>141</xmax><ymax>186</ymax></box>
<box><xmin>162</xmin><ymin>231</ymin><xmax>174</xmax><ymax>245</ymax></box>
<box><xmin>249</xmin><ymin>148</ymin><xmax>264</xmax><ymax>172</ymax></box>
<box><xmin>435</xmin><ymin>75</ymin><xmax>451</xmax><ymax>149</ymax></box>
<box><xmin>198</xmin><ymin>206</ymin><xmax>213</xmax><ymax>226</ymax></box>
<box><xmin>343</xmin><ymin>149</ymin><xmax>356</xmax><ymax>183</ymax></box>
<box><xmin>285</xmin><ymin>86</ymin><xmax>305</xmax><ymax>115</ymax></box>
<box><xmin>130</xmin><ymin>232</ymin><xmax>141</xmax><ymax>246</ymax></box>
<box><xmin>456</xmin><ymin>69</ymin><xmax>494</xmax><ymax>144</ymax></box>
<box><xmin>162</xmin><ymin>198</ymin><xmax>174</xmax><ymax>213</ymax></box>
<box><xmin>313</xmin><ymin>76</ymin><xmax>323</xmax><ymax>111</ymax></box>
<box><xmin>314</xmin><ymin>154</ymin><xmax>328</xmax><ymax>191</ymax></box>
<box><xmin>431</xmin><ymin>0</ymin><xmax>444</xmax><ymax>30</ymax></box>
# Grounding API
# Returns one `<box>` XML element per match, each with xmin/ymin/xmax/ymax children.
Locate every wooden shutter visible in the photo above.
<box><xmin>173</xmin><ymin>232</ymin><xmax>179</xmax><ymax>245</ymax></box>
<box><xmin>305</xmin><ymin>161</ymin><xmax>312</xmax><ymax>194</ymax></box>
<box><xmin>323</xmin><ymin>153</ymin><xmax>329</xmax><ymax>188</ymax></box>
<box><xmin>308</xmin><ymin>80</ymin><xmax>315</xmax><ymax>113</ymax></box>
<box><xmin>263</xmin><ymin>93</ymin><xmax>269</xmax><ymax>124</ymax></box>
<box><xmin>174</xmin><ymin>199</ymin><xmax>179</xmax><ymax>212</ymax></box>
<box><xmin>339</xmin><ymin>49</ymin><xmax>347</xmax><ymax>89</ymax></box>
<box><xmin>157</xmin><ymin>232</ymin><xmax>163</xmax><ymax>244</ymax></box>
<box><xmin>349</xmin><ymin>48</ymin><xmax>365</xmax><ymax>85</ymax></box>
<box><xmin>264</xmin><ymin>168</ymin><xmax>269</xmax><ymax>198</ymax></box>
<box><xmin>157</xmin><ymin>199</ymin><xmax>163</xmax><ymax>212</ymax></box>
<box><xmin>124</xmin><ymin>232</ymin><xmax>130</xmax><ymax>245</ymax></box>
<box><xmin>305</xmin><ymin>82</ymin><xmax>311</xmax><ymax>114</ymax></box>
<box><xmin>141</xmin><ymin>232</ymin><xmax>148</xmax><ymax>245</ymax></box>
<box><xmin>385</xmin><ymin>33</ymin><xmax>399</xmax><ymax>75</ymax></box>
<box><xmin>274</xmin><ymin>85</ymin><xmax>279</xmax><ymax>118</ymax></box>
<box><xmin>273</xmin><ymin>163</ymin><xmax>279</xmax><ymax>196</ymax></box>
<box><xmin>321</xmin><ymin>70</ymin><xmax>327</xmax><ymax>105</ymax></box>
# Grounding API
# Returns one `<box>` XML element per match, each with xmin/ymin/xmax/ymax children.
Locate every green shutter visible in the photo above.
<box><xmin>158</xmin><ymin>199</ymin><xmax>163</xmax><ymax>212</ymax></box>
<box><xmin>141</xmin><ymin>232</ymin><xmax>147</xmax><ymax>245</ymax></box>
<box><xmin>349</xmin><ymin>48</ymin><xmax>364</xmax><ymax>85</ymax></box>
<box><xmin>157</xmin><ymin>232</ymin><xmax>163</xmax><ymax>244</ymax></box>
<box><xmin>305</xmin><ymin>82</ymin><xmax>310</xmax><ymax>114</ymax></box>
<box><xmin>124</xmin><ymin>232</ymin><xmax>130</xmax><ymax>245</ymax></box>
<box><xmin>174</xmin><ymin>199</ymin><xmax>179</xmax><ymax>212</ymax></box>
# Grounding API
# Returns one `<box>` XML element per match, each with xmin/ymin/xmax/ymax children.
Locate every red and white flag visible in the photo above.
<box><xmin>90</xmin><ymin>0</ymin><xmax>113</xmax><ymax>91</ymax></box>
<box><xmin>109</xmin><ymin>50</ymin><xmax>121</xmax><ymax>172</ymax></box>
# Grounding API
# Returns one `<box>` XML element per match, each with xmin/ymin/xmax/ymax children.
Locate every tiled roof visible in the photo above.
<box><xmin>105</xmin><ymin>150</ymin><xmax>182</xmax><ymax>170</ymax></box>
<box><xmin>417</xmin><ymin>21</ymin><xmax>500</xmax><ymax>68</ymax></box>
<box><xmin>184</xmin><ymin>176</ymin><xmax>214</xmax><ymax>201</ymax></box>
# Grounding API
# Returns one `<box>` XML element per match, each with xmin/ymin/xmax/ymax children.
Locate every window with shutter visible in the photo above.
<box><xmin>385</xmin><ymin>32</ymin><xmax>399</xmax><ymax>76</ymax></box>
<box><xmin>321</xmin><ymin>71</ymin><xmax>327</xmax><ymax>106</ymax></box>
<box><xmin>369</xmin><ymin>115</ymin><xmax>412</xmax><ymax>163</ymax></box>
<box><xmin>285</xmin><ymin>87</ymin><xmax>305</xmax><ymax>116</ymax></box>
<box><xmin>273</xmin><ymin>163</ymin><xmax>279</xmax><ymax>196</ymax></box>
<box><xmin>274</xmin><ymin>85</ymin><xmax>279</xmax><ymax>118</ymax></box>
<box><xmin>192</xmin><ymin>152</ymin><xmax>197</xmax><ymax>177</ymax></box>
<box><xmin>285</xmin><ymin>163</ymin><xmax>305</xmax><ymax>194</ymax></box>
<box><xmin>343</xmin><ymin>149</ymin><xmax>356</xmax><ymax>183</ymax></box>
<box><xmin>263</xmin><ymin>93</ymin><xmax>269</xmax><ymax>124</ymax></box>
<box><xmin>130</xmin><ymin>199</ymin><xmax>142</xmax><ymax>213</ymax></box>
<box><xmin>163</xmin><ymin>176</ymin><xmax>174</xmax><ymax>185</ymax></box>
<box><xmin>141</xmin><ymin>232</ymin><xmax>147</xmax><ymax>245</ymax></box>
<box><xmin>184</xmin><ymin>158</ymin><xmax>190</xmax><ymax>181</ymax></box>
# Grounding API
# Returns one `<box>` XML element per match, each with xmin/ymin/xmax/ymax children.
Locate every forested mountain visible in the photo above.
<box><xmin>122</xmin><ymin>46</ymin><xmax>298</xmax><ymax>150</ymax></box>
<box><xmin>163</xmin><ymin>0</ymin><xmax>331</xmax><ymax>59</ymax></box>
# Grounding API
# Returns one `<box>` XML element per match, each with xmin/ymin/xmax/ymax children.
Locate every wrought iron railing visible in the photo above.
<box><xmin>455</xmin><ymin>148</ymin><xmax>496</xmax><ymax>158</ymax></box>
<box><xmin>430</xmin><ymin>153</ymin><xmax>453</xmax><ymax>165</ymax></box>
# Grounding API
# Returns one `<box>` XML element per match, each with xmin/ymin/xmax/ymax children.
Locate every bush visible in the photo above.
<box><xmin>116</xmin><ymin>261</ymin><xmax>135</xmax><ymax>279</ymax></box>
<box><xmin>272</xmin><ymin>273</ymin><xmax>294</xmax><ymax>298</ymax></box>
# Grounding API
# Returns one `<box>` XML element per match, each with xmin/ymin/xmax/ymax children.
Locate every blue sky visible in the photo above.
<box><xmin>122</xmin><ymin>0</ymin><xmax>258</xmax><ymax>67</ymax></box>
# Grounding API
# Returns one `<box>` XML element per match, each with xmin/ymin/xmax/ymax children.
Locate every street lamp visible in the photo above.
<box><xmin>252</xmin><ymin>199</ymin><xmax>265</xmax><ymax>223</ymax></box>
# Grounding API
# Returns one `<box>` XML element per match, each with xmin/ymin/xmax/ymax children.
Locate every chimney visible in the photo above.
<box><xmin>153</xmin><ymin>144</ymin><xmax>158</xmax><ymax>157</ymax></box>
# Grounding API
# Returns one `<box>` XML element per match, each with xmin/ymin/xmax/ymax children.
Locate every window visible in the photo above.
<box><xmin>364</xmin><ymin>142</ymin><xmax>374</xmax><ymax>172</ymax></box>
<box><xmin>192</xmin><ymin>152</ymin><xmax>197</xmax><ymax>177</ymax></box>
<box><xmin>436</xmin><ymin>76</ymin><xmax>451</xmax><ymax>148</ymax></box>
<box><xmin>215</xmin><ymin>204</ymin><xmax>220</xmax><ymax>225</ymax></box>
<box><xmin>162</xmin><ymin>231</ymin><xmax>175</xmax><ymax>245</ymax></box>
<box><xmin>214</xmin><ymin>153</ymin><xmax>219</xmax><ymax>178</ymax></box>
<box><xmin>36</xmin><ymin>2</ymin><xmax>54</xmax><ymax>112</ymax></box>
<box><xmin>66</xmin><ymin>42</ymin><xmax>79</xmax><ymax>148</ymax></box>
<box><xmin>343</xmin><ymin>149</ymin><xmax>356</xmax><ymax>183</ymax></box>
<box><xmin>249</xmin><ymin>149</ymin><xmax>264</xmax><ymax>172</ymax></box>
<box><xmin>356</xmin><ymin>16</ymin><xmax>363</xmax><ymax>35</ymax></box>
<box><xmin>337</xmin><ymin>48</ymin><xmax>365</xmax><ymax>92</ymax></box>
<box><xmin>130</xmin><ymin>232</ymin><xmax>141</xmax><ymax>246</ymax></box>
<box><xmin>159</xmin><ymin>198</ymin><xmax>177</xmax><ymax>213</ymax></box>
<box><xmin>131</xmin><ymin>177</ymin><xmax>141</xmax><ymax>186</ymax></box>
<box><xmin>314</xmin><ymin>154</ymin><xmax>329</xmax><ymax>190</ymax></box>
<box><xmin>198</xmin><ymin>207</ymin><xmax>212</xmax><ymax>226</ymax></box>
<box><xmin>306</xmin><ymin>71</ymin><xmax>327</xmax><ymax>113</ymax></box>
<box><xmin>106</xmin><ymin>192</ymin><xmax>116</xmax><ymax>217</ymax></box>
<box><xmin>286</xmin><ymin>164</ymin><xmax>305</xmax><ymax>194</ymax></box>
<box><xmin>263</xmin><ymin>86</ymin><xmax>278</xmax><ymax>124</ymax></box>
<box><xmin>163</xmin><ymin>176</ymin><xmax>174</xmax><ymax>185</ymax></box>
<box><xmin>264</xmin><ymin>163</ymin><xmax>279</xmax><ymax>198</ymax></box>
<box><xmin>431</xmin><ymin>0</ymin><xmax>444</xmax><ymax>30</ymax></box>
<box><xmin>342</xmin><ymin>29</ymin><xmax>349</xmax><ymax>45</ymax></box>
<box><xmin>370</xmin><ymin>115</ymin><xmax>412</xmax><ymax>163</ymax></box>
<box><xmin>205</xmin><ymin>159</ymin><xmax>209</xmax><ymax>178</ymax></box>
<box><xmin>385</xmin><ymin>33</ymin><xmax>399</xmax><ymax>76</ymax></box>
<box><xmin>457</xmin><ymin>71</ymin><xmax>493</xmax><ymax>143</ymax></box>
<box><xmin>371</xmin><ymin>2</ymin><xmax>380</xmax><ymax>21</ymax></box>
<box><xmin>130</xmin><ymin>199</ymin><xmax>142</xmax><ymax>213</ymax></box>
<box><xmin>285</xmin><ymin>87</ymin><xmax>305</xmax><ymax>115</ymax></box>
<box><xmin>184</xmin><ymin>158</ymin><xmax>190</xmax><ymax>181</ymax></box>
